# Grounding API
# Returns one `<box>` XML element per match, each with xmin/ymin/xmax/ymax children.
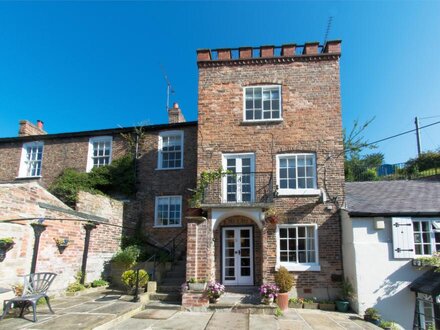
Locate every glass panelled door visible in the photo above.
<box><xmin>222</xmin><ymin>227</ymin><xmax>253</xmax><ymax>285</ymax></box>
<box><xmin>223</xmin><ymin>154</ymin><xmax>255</xmax><ymax>203</ymax></box>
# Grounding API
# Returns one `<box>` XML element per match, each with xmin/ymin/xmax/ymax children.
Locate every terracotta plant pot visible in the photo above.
<box><xmin>276</xmin><ymin>292</ymin><xmax>289</xmax><ymax>311</ymax></box>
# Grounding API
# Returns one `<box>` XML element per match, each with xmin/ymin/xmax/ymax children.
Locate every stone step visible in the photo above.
<box><xmin>159</xmin><ymin>277</ymin><xmax>185</xmax><ymax>286</ymax></box>
<box><xmin>149</xmin><ymin>292</ymin><xmax>181</xmax><ymax>302</ymax></box>
<box><xmin>166</xmin><ymin>270</ymin><xmax>185</xmax><ymax>278</ymax></box>
<box><xmin>208</xmin><ymin>303</ymin><xmax>276</xmax><ymax>315</ymax></box>
<box><xmin>144</xmin><ymin>301</ymin><xmax>182</xmax><ymax>310</ymax></box>
<box><xmin>156</xmin><ymin>285</ymin><xmax>182</xmax><ymax>293</ymax></box>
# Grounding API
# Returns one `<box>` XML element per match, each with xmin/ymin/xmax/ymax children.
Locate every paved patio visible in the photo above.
<box><xmin>0</xmin><ymin>289</ymin><xmax>380</xmax><ymax>330</ymax></box>
<box><xmin>109</xmin><ymin>307</ymin><xmax>381</xmax><ymax>330</ymax></box>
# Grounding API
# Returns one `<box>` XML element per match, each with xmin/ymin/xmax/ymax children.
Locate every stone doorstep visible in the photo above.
<box><xmin>208</xmin><ymin>303</ymin><xmax>276</xmax><ymax>315</ymax></box>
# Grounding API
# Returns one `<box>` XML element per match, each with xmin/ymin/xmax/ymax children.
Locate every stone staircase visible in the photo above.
<box><xmin>149</xmin><ymin>257</ymin><xmax>186</xmax><ymax>303</ymax></box>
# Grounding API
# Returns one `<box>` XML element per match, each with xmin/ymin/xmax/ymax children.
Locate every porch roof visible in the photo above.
<box><xmin>410</xmin><ymin>269</ymin><xmax>440</xmax><ymax>295</ymax></box>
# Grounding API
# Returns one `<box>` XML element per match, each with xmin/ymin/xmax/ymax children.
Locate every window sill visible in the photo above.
<box><xmin>155</xmin><ymin>167</ymin><xmax>184</xmax><ymax>171</ymax></box>
<box><xmin>153</xmin><ymin>225</ymin><xmax>182</xmax><ymax>229</ymax></box>
<box><xmin>15</xmin><ymin>176</ymin><xmax>42</xmax><ymax>180</ymax></box>
<box><xmin>276</xmin><ymin>263</ymin><xmax>321</xmax><ymax>272</ymax></box>
<box><xmin>240</xmin><ymin>119</ymin><xmax>283</xmax><ymax>126</ymax></box>
<box><xmin>277</xmin><ymin>189</ymin><xmax>321</xmax><ymax>196</ymax></box>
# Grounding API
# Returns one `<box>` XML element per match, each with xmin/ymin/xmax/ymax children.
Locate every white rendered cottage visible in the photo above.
<box><xmin>342</xmin><ymin>180</ymin><xmax>440</xmax><ymax>329</ymax></box>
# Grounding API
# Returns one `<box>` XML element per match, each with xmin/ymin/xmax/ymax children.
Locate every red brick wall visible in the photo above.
<box><xmin>196</xmin><ymin>54</ymin><xmax>345</xmax><ymax>292</ymax></box>
<box><xmin>0</xmin><ymin>182</ymin><xmax>123</xmax><ymax>293</ymax></box>
<box><xmin>0</xmin><ymin>135</ymin><xmax>128</xmax><ymax>188</ymax></box>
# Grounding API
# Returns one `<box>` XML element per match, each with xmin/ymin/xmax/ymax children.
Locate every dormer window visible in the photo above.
<box><xmin>244</xmin><ymin>85</ymin><xmax>281</xmax><ymax>121</ymax></box>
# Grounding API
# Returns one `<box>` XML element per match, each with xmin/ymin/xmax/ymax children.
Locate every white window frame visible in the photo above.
<box><xmin>276</xmin><ymin>153</ymin><xmax>320</xmax><ymax>196</ymax></box>
<box><xmin>86</xmin><ymin>136</ymin><xmax>113</xmax><ymax>172</ymax></box>
<box><xmin>157</xmin><ymin>130</ymin><xmax>184</xmax><ymax>170</ymax></box>
<box><xmin>18</xmin><ymin>141</ymin><xmax>44</xmax><ymax>178</ymax></box>
<box><xmin>154</xmin><ymin>196</ymin><xmax>182</xmax><ymax>228</ymax></box>
<box><xmin>413</xmin><ymin>218</ymin><xmax>440</xmax><ymax>256</ymax></box>
<box><xmin>221</xmin><ymin>153</ymin><xmax>256</xmax><ymax>203</ymax></box>
<box><xmin>276</xmin><ymin>224</ymin><xmax>320</xmax><ymax>271</ymax></box>
<box><xmin>243</xmin><ymin>85</ymin><xmax>282</xmax><ymax>122</ymax></box>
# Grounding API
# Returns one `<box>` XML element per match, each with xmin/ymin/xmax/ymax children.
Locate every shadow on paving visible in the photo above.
<box><xmin>0</xmin><ymin>290</ymin><xmax>142</xmax><ymax>330</ymax></box>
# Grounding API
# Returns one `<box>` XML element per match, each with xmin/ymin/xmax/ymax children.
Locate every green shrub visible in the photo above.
<box><xmin>111</xmin><ymin>245</ymin><xmax>140</xmax><ymax>269</ymax></box>
<box><xmin>274</xmin><ymin>306</ymin><xmax>283</xmax><ymax>317</ymax></box>
<box><xmin>121</xmin><ymin>270</ymin><xmax>149</xmax><ymax>289</ymax></box>
<box><xmin>274</xmin><ymin>266</ymin><xmax>293</xmax><ymax>293</ymax></box>
<box><xmin>49</xmin><ymin>155</ymin><xmax>135</xmax><ymax>207</ymax></box>
<box><xmin>91</xmin><ymin>279</ymin><xmax>109</xmax><ymax>288</ymax></box>
<box><xmin>341</xmin><ymin>278</ymin><xmax>354</xmax><ymax>300</ymax></box>
<box><xmin>66</xmin><ymin>282</ymin><xmax>86</xmax><ymax>293</ymax></box>
<box><xmin>406</xmin><ymin>151</ymin><xmax>440</xmax><ymax>173</ymax></box>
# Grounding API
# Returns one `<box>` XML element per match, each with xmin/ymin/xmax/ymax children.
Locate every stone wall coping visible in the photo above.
<box><xmin>185</xmin><ymin>216</ymin><xmax>207</xmax><ymax>223</ymax></box>
<box><xmin>39</xmin><ymin>202</ymin><xmax>108</xmax><ymax>223</ymax></box>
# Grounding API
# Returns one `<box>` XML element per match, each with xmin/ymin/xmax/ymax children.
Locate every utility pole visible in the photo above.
<box><xmin>414</xmin><ymin>116</ymin><xmax>422</xmax><ymax>156</ymax></box>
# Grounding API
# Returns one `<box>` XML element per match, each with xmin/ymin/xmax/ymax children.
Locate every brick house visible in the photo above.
<box><xmin>0</xmin><ymin>40</ymin><xmax>344</xmax><ymax>301</ymax></box>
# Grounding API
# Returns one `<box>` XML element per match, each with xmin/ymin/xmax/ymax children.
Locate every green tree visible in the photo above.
<box><xmin>344</xmin><ymin>118</ymin><xmax>384</xmax><ymax>182</ymax></box>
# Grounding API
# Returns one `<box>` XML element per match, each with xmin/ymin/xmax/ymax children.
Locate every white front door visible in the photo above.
<box><xmin>222</xmin><ymin>154</ymin><xmax>255</xmax><ymax>203</ymax></box>
<box><xmin>222</xmin><ymin>227</ymin><xmax>254</xmax><ymax>286</ymax></box>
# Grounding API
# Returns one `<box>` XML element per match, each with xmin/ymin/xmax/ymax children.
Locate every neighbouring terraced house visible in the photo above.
<box><xmin>0</xmin><ymin>40</ymin><xmax>345</xmax><ymax>308</ymax></box>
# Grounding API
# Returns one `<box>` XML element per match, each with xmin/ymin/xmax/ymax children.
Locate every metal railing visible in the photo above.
<box><xmin>201</xmin><ymin>172</ymin><xmax>275</xmax><ymax>205</ymax></box>
<box><xmin>345</xmin><ymin>163</ymin><xmax>440</xmax><ymax>182</ymax></box>
<box><xmin>144</xmin><ymin>228</ymin><xmax>187</xmax><ymax>281</ymax></box>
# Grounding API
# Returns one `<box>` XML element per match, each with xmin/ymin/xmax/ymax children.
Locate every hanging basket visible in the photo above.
<box><xmin>0</xmin><ymin>241</ymin><xmax>15</xmax><ymax>262</ymax></box>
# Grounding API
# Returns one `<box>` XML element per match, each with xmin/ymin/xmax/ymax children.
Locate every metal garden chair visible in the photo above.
<box><xmin>1</xmin><ymin>272</ymin><xmax>57</xmax><ymax>322</ymax></box>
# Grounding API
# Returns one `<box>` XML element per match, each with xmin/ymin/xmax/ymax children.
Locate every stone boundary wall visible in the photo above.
<box><xmin>0</xmin><ymin>182</ymin><xmax>123</xmax><ymax>296</ymax></box>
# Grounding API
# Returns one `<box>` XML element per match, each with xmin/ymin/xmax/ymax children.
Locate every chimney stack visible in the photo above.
<box><xmin>19</xmin><ymin>120</ymin><xmax>47</xmax><ymax>137</ymax></box>
<box><xmin>168</xmin><ymin>102</ymin><xmax>186</xmax><ymax>124</ymax></box>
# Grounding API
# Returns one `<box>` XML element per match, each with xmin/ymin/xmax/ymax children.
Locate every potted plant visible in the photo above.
<box><xmin>259</xmin><ymin>283</ymin><xmax>279</xmax><ymax>305</ymax></box>
<box><xmin>0</xmin><ymin>237</ymin><xmax>15</xmax><ymax>262</ymax></box>
<box><xmin>303</xmin><ymin>297</ymin><xmax>319</xmax><ymax>309</ymax></box>
<box><xmin>264</xmin><ymin>208</ymin><xmax>279</xmax><ymax>225</ymax></box>
<box><xmin>364</xmin><ymin>307</ymin><xmax>381</xmax><ymax>325</ymax></box>
<box><xmin>121</xmin><ymin>269</ymin><xmax>149</xmax><ymax>294</ymax></box>
<box><xmin>188</xmin><ymin>278</ymin><xmax>207</xmax><ymax>292</ymax></box>
<box><xmin>206</xmin><ymin>282</ymin><xmax>225</xmax><ymax>303</ymax></box>
<box><xmin>288</xmin><ymin>297</ymin><xmax>303</xmax><ymax>308</ymax></box>
<box><xmin>319</xmin><ymin>299</ymin><xmax>336</xmax><ymax>311</ymax></box>
<box><xmin>335</xmin><ymin>278</ymin><xmax>354</xmax><ymax>312</ymax></box>
<box><xmin>274</xmin><ymin>266</ymin><xmax>293</xmax><ymax>311</ymax></box>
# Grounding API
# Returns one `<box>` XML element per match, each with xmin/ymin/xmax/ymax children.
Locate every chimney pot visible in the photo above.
<box><xmin>18</xmin><ymin>120</ymin><xmax>47</xmax><ymax>137</ymax></box>
<box><xmin>168</xmin><ymin>103</ymin><xmax>186</xmax><ymax>124</ymax></box>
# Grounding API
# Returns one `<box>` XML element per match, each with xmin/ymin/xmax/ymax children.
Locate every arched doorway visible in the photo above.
<box><xmin>213</xmin><ymin>215</ymin><xmax>263</xmax><ymax>286</ymax></box>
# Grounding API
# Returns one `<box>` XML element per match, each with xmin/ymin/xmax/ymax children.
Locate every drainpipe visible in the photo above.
<box><xmin>30</xmin><ymin>223</ymin><xmax>47</xmax><ymax>274</ymax></box>
<box><xmin>80</xmin><ymin>223</ymin><xmax>97</xmax><ymax>284</ymax></box>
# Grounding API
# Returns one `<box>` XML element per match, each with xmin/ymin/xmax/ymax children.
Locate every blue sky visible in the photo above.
<box><xmin>0</xmin><ymin>1</ymin><xmax>439</xmax><ymax>163</ymax></box>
